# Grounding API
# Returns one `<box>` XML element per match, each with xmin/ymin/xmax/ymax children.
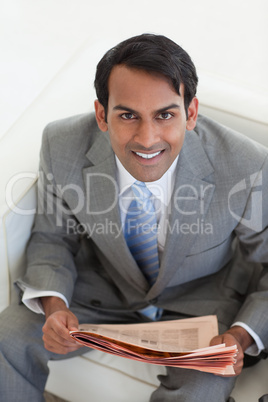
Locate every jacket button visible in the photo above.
<box><xmin>149</xmin><ymin>298</ymin><xmax>158</xmax><ymax>304</ymax></box>
<box><xmin>91</xmin><ymin>299</ymin><xmax>102</xmax><ymax>307</ymax></box>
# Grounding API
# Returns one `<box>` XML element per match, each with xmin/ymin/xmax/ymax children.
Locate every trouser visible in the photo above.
<box><xmin>0</xmin><ymin>303</ymin><xmax>236</xmax><ymax>402</ymax></box>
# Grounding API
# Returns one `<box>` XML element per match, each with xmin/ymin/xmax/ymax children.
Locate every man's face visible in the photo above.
<box><xmin>95</xmin><ymin>65</ymin><xmax>198</xmax><ymax>182</ymax></box>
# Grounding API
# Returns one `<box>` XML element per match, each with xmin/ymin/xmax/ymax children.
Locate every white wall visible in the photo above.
<box><xmin>1</xmin><ymin>0</ymin><xmax>267</xmax><ymax>138</ymax></box>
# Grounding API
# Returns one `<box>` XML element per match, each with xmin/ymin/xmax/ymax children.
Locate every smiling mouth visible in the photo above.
<box><xmin>134</xmin><ymin>151</ymin><xmax>162</xmax><ymax>159</ymax></box>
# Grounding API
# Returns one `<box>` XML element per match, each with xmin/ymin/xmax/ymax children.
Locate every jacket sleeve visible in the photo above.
<box><xmin>17</xmin><ymin>124</ymin><xmax>82</xmax><ymax>306</ymax></box>
<box><xmin>233</xmin><ymin>154</ymin><xmax>268</xmax><ymax>351</ymax></box>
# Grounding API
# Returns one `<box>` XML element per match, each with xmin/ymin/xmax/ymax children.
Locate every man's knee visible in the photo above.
<box><xmin>0</xmin><ymin>304</ymin><xmax>50</xmax><ymax>398</ymax></box>
<box><xmin>0</xmin><ymin>304</ymin><xmax>44</xmax><ymax>339</ymax></box>
<box><xmin>150</xmin><ymin>367</ymin><xmax>236</xmax><ymax>402</ymax></box>
<box><xmin>0</xmin><ymin>303</ymin><xmax>46</xmax><ymax>362</ymax></box>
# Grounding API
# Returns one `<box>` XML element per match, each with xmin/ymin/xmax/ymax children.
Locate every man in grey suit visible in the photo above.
<box><xmin>0</xmin><ymin>34</ymin><xmax>268</xmax><ymax>401</ymax></box>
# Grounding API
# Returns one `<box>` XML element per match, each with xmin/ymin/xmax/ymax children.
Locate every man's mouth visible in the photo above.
<box><xmin>134</xmin><ymin>151</ymin><xmax>162</xmax><ymax>159</ymax></box>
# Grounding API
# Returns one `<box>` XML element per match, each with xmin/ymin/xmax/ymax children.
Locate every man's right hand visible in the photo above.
<box><xmin>41</xmin><ymin>296</ymin><xmax>83</xmax><ymax>355</ymax></box>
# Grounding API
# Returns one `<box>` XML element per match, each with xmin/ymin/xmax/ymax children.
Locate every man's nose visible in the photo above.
<box><xmin>134</xmin><ymin>120</ymin><xmax>160</xmax><ymax>148</ymax></box>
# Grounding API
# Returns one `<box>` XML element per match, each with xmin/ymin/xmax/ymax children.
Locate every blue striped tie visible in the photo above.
<box><xmin>124</xmin><ymin>181</ymin><xmax>162</xmax><ymax>320</ymax></box>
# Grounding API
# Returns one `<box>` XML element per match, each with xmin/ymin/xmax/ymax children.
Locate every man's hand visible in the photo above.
<box><xmin>210</xmin><ymin>326</ymin><xmax>254</xmax><ymax>376</ymax></box>
<box><xmin>41</xmin><ymin>296</ymin><xmax>83</xmax><ymax>355</ymax></box>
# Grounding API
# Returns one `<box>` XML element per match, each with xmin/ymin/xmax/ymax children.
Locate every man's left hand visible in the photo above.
<box><xmin>210</xmin><ymin>326</ymin><xmax>254</xmax><ymax>376</ymax></box>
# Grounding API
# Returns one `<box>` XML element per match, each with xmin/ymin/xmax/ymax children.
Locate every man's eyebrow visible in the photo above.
<box><xmin>113</xmin><ymin>103</ymin><xmax>180</xmax><ymax>114</ymax></box>
<box><xmin>156</xmin><ymin>104</ymin><xmax>180</xmax><ymax>113</ymax></box>
<box><xmin>113</xmin><ymin>105</ymin><xmax>137</xmax><ymax>114</ymax></box>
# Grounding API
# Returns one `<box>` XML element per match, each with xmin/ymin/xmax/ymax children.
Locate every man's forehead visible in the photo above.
<box><xmin>107</xmin><ymin>65</ymin><xmax>184</xmax><ymax>106</ymax></box>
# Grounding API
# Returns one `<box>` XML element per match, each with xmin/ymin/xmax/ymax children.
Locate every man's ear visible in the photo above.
<box><xmin>94</xmin><ymin>100</ymin><xmax>108</xmax><ymax>132</ymax></box>
<box><xmin>186</xmin><ymin>97</ymin><xmax>199</xmax><ymax>131</ymax></box>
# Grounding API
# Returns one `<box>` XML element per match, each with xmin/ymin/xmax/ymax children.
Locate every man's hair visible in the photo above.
<box><xmin>94</xmin><ymin>33</ymin><xmax>198</xmax><ymax>118</ymax></box>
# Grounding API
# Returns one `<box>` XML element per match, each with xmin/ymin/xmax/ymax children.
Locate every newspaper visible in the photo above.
<box><xmin>70</xmin><ymin>315</ymin><xmax>237</xmax><ymax>375</ymax></box>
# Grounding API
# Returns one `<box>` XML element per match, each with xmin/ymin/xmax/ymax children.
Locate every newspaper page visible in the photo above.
<box><xmin>70</xmin><ymin>315</ymin><xmax>237</xmax><ymax>375</ymax></box>
<box><xmin>73</xmin><ymin>315</ymin><xmax>218</xmax><ymax>351</ymax></box>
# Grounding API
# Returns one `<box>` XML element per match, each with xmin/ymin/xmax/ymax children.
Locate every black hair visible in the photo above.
<box><xmin>94</xmin><ymin>33</ymin><xmax>198</xmax><ymax>118</ymax></box>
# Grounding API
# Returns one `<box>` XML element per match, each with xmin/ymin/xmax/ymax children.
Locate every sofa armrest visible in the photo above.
<box><xmin>0</xmin><ymin>178</ymin><xmax>37</xmax><ymax>312</ymax></box>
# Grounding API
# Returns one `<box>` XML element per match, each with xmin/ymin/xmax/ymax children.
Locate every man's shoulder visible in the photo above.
<box><xmin>194</xmin><ymin>114</ymin><xmax>268</xmax><ymax>169</ymax></box>
<box><xmin>43</xmin><ymin>112</ymin><xmax>100</xmax><ymax>144</ymax></box>
<box><xmin>40</xmin><ymin>112</ymin><xmax>111</xmax><ymax>162</ymax></box>
<box><xmin>39</xmin><ymin>112</ymin><xmax>112</xmax><ymax>173</ymax></box>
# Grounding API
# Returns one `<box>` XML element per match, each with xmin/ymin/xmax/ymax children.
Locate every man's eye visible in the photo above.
<box><xmin>121</xmin><ymin>113</ymin><xmax>135</xmax><ymax>120</ymax></box>
<box><xmin>158</xmin><ymin>112</ymin><xmax>173</xmax><ymax>120</ymax></box>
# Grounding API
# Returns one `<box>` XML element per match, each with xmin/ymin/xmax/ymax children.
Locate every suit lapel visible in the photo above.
<box><xmin>146</xmin><ymin>131</ymin><xmax>216</xmax><ymax>300</ymax></box>
<box><xmin>81</xmin><ymin>133</ymin><xmax>149</xmax><ymax>295</ymax></box>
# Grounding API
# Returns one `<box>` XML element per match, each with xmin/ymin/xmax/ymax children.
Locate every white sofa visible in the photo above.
<box><xmin>1</xmin><ymin>39</ymin><xmax>268</xmax><ymax>402</ymax></box>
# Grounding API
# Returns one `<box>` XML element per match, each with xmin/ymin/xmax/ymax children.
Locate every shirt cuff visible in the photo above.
<box><xmin>22</xmin><ymin>287</ymin><xmax>69</xmax><ymax>314</ymax></box>
<box><xmin>232</xmin><ymin>321</ymin><xmax>265</xmax><ymax>356</ymax></box>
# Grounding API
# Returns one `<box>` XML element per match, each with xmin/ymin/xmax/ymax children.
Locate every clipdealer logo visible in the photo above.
<box><xmin>5</xmin><ymin>170</ymin><xmax>264</xmax><ymax>234</ymax></box>
<box><xmin>228</xmin><ymin>171</ymin><xmax>263</xmax><ymax>232</ymax></box>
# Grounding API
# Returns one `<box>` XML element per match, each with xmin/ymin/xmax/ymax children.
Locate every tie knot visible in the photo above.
<box><xmin>132</xmin><ymin>181</ymin><xmax>152</xmax><ymax>200</ymax></box>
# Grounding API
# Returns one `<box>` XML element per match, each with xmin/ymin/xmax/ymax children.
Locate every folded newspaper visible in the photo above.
<box><xmin>70</xmin><ymin>315</ymin><xmax>237</xmax><ymax>375</ymax></box>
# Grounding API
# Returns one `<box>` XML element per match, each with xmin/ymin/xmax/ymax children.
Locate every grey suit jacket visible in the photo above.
<box><xmin>19</xmin><ymin>113</ymin><xmax>268</xmax><ymax>349</ymax></box>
